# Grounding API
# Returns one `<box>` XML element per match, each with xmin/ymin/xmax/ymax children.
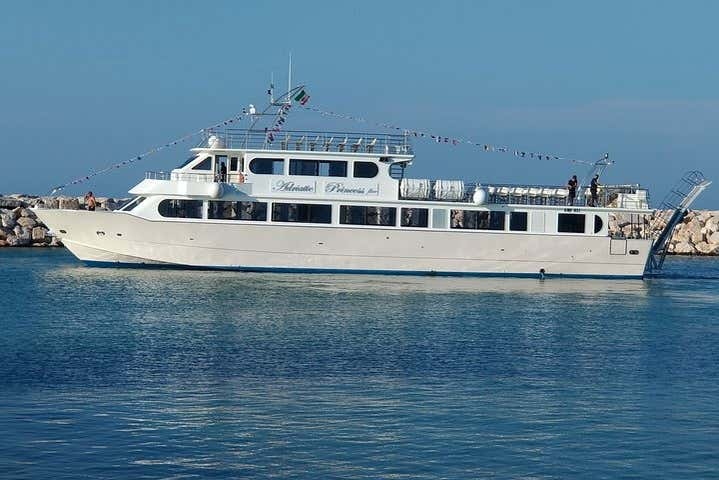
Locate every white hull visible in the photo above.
<box><xmin>37</xmin><ymin>209</ymin><xmax>652</xmax><ymax>278</ymax></box>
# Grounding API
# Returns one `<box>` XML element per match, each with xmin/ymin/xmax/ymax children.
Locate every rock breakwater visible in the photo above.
<box><xmin>0</xmin><ymin>194</ymin><xmax>127</xmax><ymax>248</ymax></box>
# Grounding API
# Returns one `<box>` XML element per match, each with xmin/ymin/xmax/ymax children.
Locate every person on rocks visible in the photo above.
<box><xmin>85</xmin><ymin>191</ymin><xmax>97</xmax><ymax>211</ymax></box>
<box><xmin>567</xmin><ymin>175</ymin><xmax>578</xmax><ymax>206</ymax></box>
<box><xmin>590</xmin><ymin>174</ymin><xmax>600</xmax><ymax>207</ymax></box>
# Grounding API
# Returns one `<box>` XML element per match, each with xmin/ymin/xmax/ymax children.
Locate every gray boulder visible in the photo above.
<box><xmin>0</xmin><ymin>213</ymin><xmax>15</xmax><ymax>229</ymax></box>
<box><xmin>31</xmin><ymin>226</ymin><xmax>47</xmax><ymax>242</ymax></box>
<box><xmin>16</xmin><ymin>216</ymin><xmax>37</xmax><ymax>229</ymax></box>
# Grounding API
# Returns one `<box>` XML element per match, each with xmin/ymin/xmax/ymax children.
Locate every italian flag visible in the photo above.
<box><xmin>293</xmin><ymin>89</ymin><xmax>310</xmax><ymax>105</ymax></box>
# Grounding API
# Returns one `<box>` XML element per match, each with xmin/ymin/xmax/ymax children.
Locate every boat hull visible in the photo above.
<box><xmin>35</xmin><ymin>209</ymin><xmax>652</xmax><ymax>279</ymax></box>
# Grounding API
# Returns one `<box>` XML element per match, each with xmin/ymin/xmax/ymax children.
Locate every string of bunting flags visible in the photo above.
<box><xmin>300</xmin><ymin>105</ymin><xmax>592</xmax><ymax>165</ymax></box>
<box><xmin>266</xmin><ymin>88</ymin><xmax>310</xmax><ymax>143</ymax></box>
<box><xmin>50</xmin><ymin>111</ymin><xmax>250</xmax><ymax>194</ymax></box>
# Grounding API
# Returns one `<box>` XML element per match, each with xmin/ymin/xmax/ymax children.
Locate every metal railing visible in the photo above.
<box><xmin>400</xmin><ymin>180</ymin><xmax>648</xmax><ymax>208</ymax></box>
<box><xmin>201</xmin><ymin>128</ymin><xmax>413</xmax><ymax>155</ymax></box>
<box><xmin>145</xmin><ymin>171</ymin><xmax>216</xmax><ymax>183</ymax></box>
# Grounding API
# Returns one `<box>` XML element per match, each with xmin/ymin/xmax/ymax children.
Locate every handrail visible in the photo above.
<box><xmin>202</xmin><ymin>128</ymin><xmax>413</xmax><ymax>155</ymax></box>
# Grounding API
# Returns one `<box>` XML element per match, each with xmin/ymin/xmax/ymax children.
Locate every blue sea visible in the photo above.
<box><xmin>1</xmin><ymin>248</ymin><xmax>719</xmax><ymax>479</ymax></box>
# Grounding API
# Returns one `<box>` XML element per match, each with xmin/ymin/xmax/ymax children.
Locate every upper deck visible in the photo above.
<box><xmin>199</xmin><ymin>128</ymin><xmax>413</xmax><ymax>156</ymax></box>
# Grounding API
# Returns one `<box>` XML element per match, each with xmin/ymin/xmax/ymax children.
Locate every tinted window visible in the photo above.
<box><xmin>158</xmin><ymin>199</ymin><xmax>203</xmax><ymax>218</ymax></box>
<box><xmin>272</xmin><ymin>203</ymin><xmax>332</xmax><ymax>224</ymax></box>
<box><xmin>340</xmin><ymin>205</ymin><xmax>396</xmax><ymax>226</ymax></box>
<box><xmin>451</xmin><ymin>210</ymin><xmax>505</xmax><ymax>230</ymax></box>
<box><xmin>594</xmin><ymin>215</ymin><xmax>604</xmax><ymax>234</ymax></box>
<box><xmin>192</xmin><ymin>156</ymin><xmax>212</xmax><ymax>171</ymax></box>
<box><xmin>290</xmin><ymin>159</ymin><xmax>347</xmax><ymax>177</ymax></box>
<box><xmin>179</xmin><ymin>154</ymin><xmax>198</xmax><ymax>168</ymax></box>
<box><xmin>353</xmin><ymin>162</ymin><xmax>379</xmax><ymax>178</ymax></box>
<box><xmin>558</xmin><ymin>213</ymin><xmax>586</xmax><ymax>233</ymax></box>
<box><xmin>208</xmin><ymin>201</ymin><xmax>267</xmax><ymax>221</ymax></box>
<box><xmin>250</xmin><ymin>158</ymin><xmax>284</xmax><ymax>174</ymax></box>
<box><xmin>509</xmin><ymin>212</ymin><xmax>528</xmax><ymax>231</ymax></box>
<box><xmin>401</xmin><ymin>208</ymin><xmax>429</xmax><ymax>227</ymax></box>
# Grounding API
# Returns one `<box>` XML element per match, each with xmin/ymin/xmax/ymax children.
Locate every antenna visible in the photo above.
<box><xmin>269</xmin><ymin>72</ymin><xmax>274</xmax><ymax>104</ymax></box>
<box><xmin>287</xmin><ymin>52</ymin><xmax>292</xmax><ymax>105</ymax></box>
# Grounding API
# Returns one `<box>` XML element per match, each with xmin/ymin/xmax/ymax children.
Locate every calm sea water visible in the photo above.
<box><xmin>1</xmin><ymin>249</ymin><xmax>719</xmax><ymax>479</ymax></box>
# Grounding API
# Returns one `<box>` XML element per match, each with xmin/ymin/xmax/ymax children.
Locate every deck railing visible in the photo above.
<box><xmin>201</xmin><ymin>128</ymin><xmax>413</xmax><ymax>155</ymax></box>
<box><xmin>399</xmin><ymin>180</ymin><xmax>648</xmax><ymax>208</ymax></box>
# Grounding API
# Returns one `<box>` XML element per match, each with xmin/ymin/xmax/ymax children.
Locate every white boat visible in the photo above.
<box><xmin>35</xmin><ymin>95</ymin><xmax>710</xmax><ymax>279</ymax></box>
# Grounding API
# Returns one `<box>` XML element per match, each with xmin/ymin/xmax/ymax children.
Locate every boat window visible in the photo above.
<box><xmin>158</xmin><ymin>199</ymin><xmax>204</xmax><ymax>219</ymax></box>
<box><xmin>558</xmin><ymin>213</ymin><xmax>586</xmax><ymax>233</ymax></box>
<box><xmin>250</xmin><ymin>158</ymin><xmax>285</xmax><ymax>175</ymax></box>
<box><xmin>509</xmin><ymin>212</ymin><xmax>528</xmax><ymax>231</ymax></box>
<box><xmin>432</xmin><ymin>208</ymin><xmax>448</xmax><ymax>229</ymax></box>
<box><xmin>178</xmin><ymin>154</ymin><xmax>198</xmax><ymax>169</ymax></box>
<box><xmin>229</xmin><ymin>156</ymin><xmax>244</xmax><ymax>172</ymax></box>
<box><xmin>208</xmin><ymin>201</ymin><xmax>267</xmax><ymax>221</ymax></box>
<box><xmin>594</xmin><ymin>215</ymin><xmax>604</xmax><ymax>234</ymax></box>
<box><xmin>271</xmin><ymin>203</ymin><xmax>332</xmax><ymax>224</ymax></box>
<box><xmin>118</xmin><ymin>196</ymin><xmax>146</xmax><ymax>211</ymax></box>
<box><xmin>192</xmin><ymin>156</ymin><xmax>212</xmax><ymax>171</ymax></box>
<box><xmin>290</xmin><ymin>159</ymin><xmax>347</xmax><ymax>177</ymax></box>
<box><xmin>353</xmin><ymin>161</ymin><xmax>379</xmax><ymax>178</ymax></box>
<box><xmin>401</xmin><ymin>208</ymin><xmax>429</xmax><ymax>228</ymax></box>
<box><xmin>450</xmin><ymin>210</ymin><xmax>505</xmax><ymax>230</ymax></box>
<box><xmin>340</xmin><ymin>205</ymin><xmax>396</xmax><ymax>226</ymax></box>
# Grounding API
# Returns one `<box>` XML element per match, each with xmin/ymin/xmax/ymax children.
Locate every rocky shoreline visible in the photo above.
<box><xmin>0</xmin><ymin>194</ymin><xmax>127</xmax><ymax>248</ymax></box>
<box><xmin>1</xmin><ymin>194</ymin><xmax>719</xmax><ymax>255</ymax></box>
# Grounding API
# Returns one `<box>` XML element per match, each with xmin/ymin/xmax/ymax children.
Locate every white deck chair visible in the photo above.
<box><xmin>338</xmin><ymin>137</ymin><xmax>348</xmax><ymax>152</ymax></box>
<box><xmin>366</xmin><ymin>138</ymin><xmax>377</xmax><ymax>153</ymax></box>
<box><xmin>351</xmin><ymin>137</ymin><xmax>363</xmax><ymax>152</ymax></box>
<box><xmin>323</xmin><ymin>136</ymin><xmax>335</xmax><ymax>151</ymax></box>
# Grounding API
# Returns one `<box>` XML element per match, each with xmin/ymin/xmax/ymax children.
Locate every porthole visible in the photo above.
<box><xmin>629</xmin><ymin>249</ymin><xmax>639</xmax><ymax>255</ymax></box>
<box><xmin>59</xmin><ymin>229</ymin><xmax>67</xmax><ymax>234</ymax></box>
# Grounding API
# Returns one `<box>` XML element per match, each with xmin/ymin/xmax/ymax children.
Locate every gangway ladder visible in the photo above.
<box><xmin>648</xmin><ymin>171</ymin><xmax>712</xmax><ymax>271</ymax></box>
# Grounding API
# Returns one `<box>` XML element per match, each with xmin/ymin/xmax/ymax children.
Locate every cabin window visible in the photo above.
<box><xmin>230</xmin><ymin>156</ymin><xmax>244</xmax><ymax>172</ymax></box>
<box><xmin>450</xmin><ymin>210</ymin><xmax>505</xmax><ymax>230</ymax></box>
<box><xmin>558</xmin><ymin>213</ymin><xmax>586</xmax><ymax>233</ymax></box>
<box><xmin>178</xmin><ymin>154</ymin><xmax>198</xmax><ymax>168</ymax></box>
<box><xmin>340</xmin><ymin>205</ymin><xmax>396</xmax><ymax>226</ymax></box>
<box><xmin>401</xmin><ymin>208</ymin><xmax>429</xmax><ymax>228</ymax></box>
<box><xmin>192</xmin><ymin>156</ymin><xmax>212</xmax><ymax>171</ymax></box>
<box><xmin>509</xmin><ymin>212</ymin><xmax>528</xmax><ymax>231</ymax></box>
<box><xmin>158</xmin><ymin>199</ymin><xmax>203</xmax><ymax>219</ymax></box>
<box><xmin>353</xmin><ymin>161</ymin><xmax>379</xmax><ymax>178</ymax></box>
<box><xmin>118</xmin><ymin>196</ymin><xmax>146</xmax><ymax>212</ymax></box>
<box><xmin>432</xmin><ymin>208</ymin><xmax>448</xmax><ymax>229</ymax></box>
<box><xmin>594</xmin><ymin>215</ymin><xmax>604</xmax><ymax>234</ymax></box>
<box><xmin>208</xmin><ymin>201</ymin><xmax>267</xmax><ymax>221</ymax></box>
<box><xmin>272</xmin><ymin>203</ymin><xmax>332</xmax><ymax>224</ymax></box>
<box><xmin>249</xmin><ymin>158</ymin><xmax>284</xmax><ymax>175</ymax></box>
<box><xmin>289</xmin><ymin>159</ymin><xmax>347</xmax><ymax>177</ymax></box>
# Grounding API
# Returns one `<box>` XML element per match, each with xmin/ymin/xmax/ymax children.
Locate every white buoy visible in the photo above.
<box><xmin>472</xmin><ymin>187</ymin><xmax>487</xmax><ymax>205</ymax></box>
<box><xmin>207</xmin><ymin>135</ymin><xmax>224</xmax><ymax>149</ymax></box>
<box><xmin>209</xmin><ymin>183</ymin><xmax>223</xmax><ymax>199</ymax></box>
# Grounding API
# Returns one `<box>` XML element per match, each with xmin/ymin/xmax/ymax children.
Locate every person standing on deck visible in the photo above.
<box><xmin>567</xmin><ymin>175</ymin><xmax>578</xmax><ymax>206</ymax></box>
<box><xmin>590</xmin><ymin>174</ymin><xmax>600</xmax><ymax>207</ymax></box>
<box><xmin>85</xmin><ymin>191</ymin><xmax>96</xmax><ymax>211</ymax></box>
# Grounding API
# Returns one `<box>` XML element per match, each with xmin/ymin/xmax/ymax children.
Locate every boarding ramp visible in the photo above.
<box><xmin>648</xmin><ymin>171</ymin><xmax>712</xmax><ymax>271</ymax></box>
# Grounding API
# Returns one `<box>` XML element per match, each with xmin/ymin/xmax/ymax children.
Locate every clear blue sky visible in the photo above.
<box><xmin>1</xmin><ymin>1</ymin><xmax>718</xmax><ymax>206</ymax></box>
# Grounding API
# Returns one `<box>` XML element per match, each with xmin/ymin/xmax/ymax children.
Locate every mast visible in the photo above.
<box><xmin>287</xmin><ymin>52</ymin><xmax>292</xmax><ymax>105</ymax></box>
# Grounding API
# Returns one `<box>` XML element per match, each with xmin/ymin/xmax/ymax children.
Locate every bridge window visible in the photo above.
<box><xmin>158</xmin><ymin>199</ymin><xmax>203</xmax><ymax>219</ymax></box>
<box><xmin>353</xmin><ymin>161</ymin><xmax>379</xmax><ymax>178</ymax></box>
<box><xmin>250</xmin><ymin>158</ymin><xmax>284</xmax><ymax>175</ymax></box>
<box><xmin>290</xmin><ymin>159</ymin><xmax>347</xmax><ymax>177</ymax></box>
<box><xmin>558</xmin><ymin>213</ymin><xmax>586</xmax><ymax>233</ymax></box>
<box><xmin>509</xmin><ymin>212</ymin><xmax>528</xmax><ymax>231</ymax></box>
<box><xmin>191</xmin><ymin>156</ymin><xmax>212</xmax><ymax>171</ymax></box>
<box><xmin>272</xmin><ymin>203</ymin><xmax>332</xmax><ymax>224</ymax></box>
<box><xmin>340</xmin><ymin>205</ymin><xmax>396</xmax><ymax>226</ymax></box>
<box><xmin>209</xmin><ymin>201</ymin><xmax>267</xmax><ymax>221</ymax></box>
<box><xmin>401</xmin><ymin>208</ymin><xmax>429</xmax><ymax>227</ymax></box>
<box><xmin>451</xmin><ymin>210</ymin><xmax>505</xmax><ymax>230</ymax></box>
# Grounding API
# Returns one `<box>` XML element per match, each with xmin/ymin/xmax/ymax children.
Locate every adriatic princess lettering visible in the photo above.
<box><xmin>272</xmin><ymin>181</ymin><xmax>315</xmax><ymax>193</ymax></box>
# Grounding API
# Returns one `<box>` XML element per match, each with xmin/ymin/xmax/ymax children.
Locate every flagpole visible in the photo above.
<box><xmin>287</xmin><ymin>52</ymin><xmax>292</xmax><ymax>105</ymax></box>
